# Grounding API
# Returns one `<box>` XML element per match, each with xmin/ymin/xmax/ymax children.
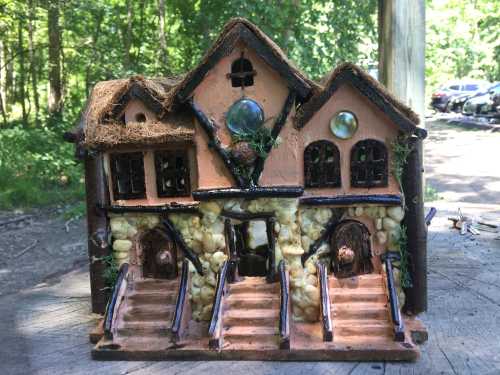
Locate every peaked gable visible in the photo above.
<box><xmin>174</xmin><ymin>18</ymin><xmax>319</xmax><ymax>102</ymax></box>
<box><xmin>295</xmin><ymin>63</ymin><xmax>426</xmax><ymax>138</ymax></box>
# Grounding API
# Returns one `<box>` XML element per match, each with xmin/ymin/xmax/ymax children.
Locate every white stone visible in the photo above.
<box><xmin>387</xmin><ymin>206</ymin><xmax>405</xmax><ymax>222</ymax></box>
<box><xmin>112</xmin><ymin>239</ymin><xmax>132</xmax><ymax>252</ymax></box>
<box><xmin>375</xmin><ymin>218</ymin><xmax>383</xmax><ymax>230</ymax></box>
<box><xmin>355</xmin><ymin>206</ymin><xmax>364</xmax><ymax>217</ymax></box>
<box><xmin>376</xmin><ymin>231</ymin><xmax>387</xmax><ymax>245</ymax></box>
<box><xmin>383</xmin><ymin>217</ymin><xmax>398</xmax><ymax>230</ymax></box>
<box><xmin>282</xmin><ymin>244</ymin><xmax>304</xmax><ymax>256</ymax></box>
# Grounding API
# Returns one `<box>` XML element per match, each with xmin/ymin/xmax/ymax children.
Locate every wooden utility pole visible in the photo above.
<box><xmin>378</xmin><ymin>0</ymin><xmax>427</xmax><ymax>314</ymax></box>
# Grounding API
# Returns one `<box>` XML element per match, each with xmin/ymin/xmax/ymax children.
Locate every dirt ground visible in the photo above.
<box><xmin>1</xmin><ymin>120</ymin><xmax>500</xmax><ymax>374</ymax></box>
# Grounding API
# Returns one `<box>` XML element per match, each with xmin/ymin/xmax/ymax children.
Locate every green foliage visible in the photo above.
<box><xmin>62</xmin><ymin>201</ymin><xmax>86</xmax><ymax>220</ymax></box>
<box><xmin>0</xmin><ymin>120</ymin><xmax>84</xmax><ymax>209</ymax></box>
<box><xmin>397</xmin><ymin>225</ymin><xmax>413</xmax><ymax>289</ymax></box>
<box><xmin>426</xmin><ymin>0</ymin><xmax>500</xmax><ymax>98</ymax></box>
<box><xmin>390</xmin><ymin>136</ymin><xmax>412</xmax><ymax>188</ymax></box>
<box><xmin>232</xmin><ymin>126</ymin><xmax>279</xmax><ymax>158</ymax></box>
<box><xmin>96</xmin><ymin>254</ymin><xmax>119</xmax><ymax>290</ymax></box>
<box><xmin>424</xmin><ymin>184</ymin><xmax>441</xmax><ymax>202</ymax></box>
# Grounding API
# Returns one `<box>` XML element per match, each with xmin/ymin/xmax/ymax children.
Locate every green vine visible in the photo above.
<box><xmin>397</xmin><ymin>225</ymin><xmax>413</xmax><ymax>289</ymax></box>
<box><xmin>232</xmin><ymin>126</ymin><xmax>280</xmax><ymax>158</ymax></box>
<box><xmin>95</xmin><ymin>253</ymin><xmax>119</xmax><ymax>290</ymax></box>
<box><xmin>390</xmin><ymin>135</ymin><xmax>413</xmax><ymax>208</ymax></box>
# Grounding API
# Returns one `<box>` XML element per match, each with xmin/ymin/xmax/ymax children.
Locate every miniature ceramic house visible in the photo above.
<box><xmin>66</xmin><ymin>18</ymin><xmax>428</xmax><ymax>361</ymax></box>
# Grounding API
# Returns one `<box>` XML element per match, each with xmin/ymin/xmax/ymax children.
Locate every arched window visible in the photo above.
<box><xmin>350</xmin><ymin>139</ymin><xmax>388</xmax><ymax>188</ymax></box>
<box><xmin>229</xmin><ymin>57</ymin><xmax>255</xmax><ymax>88</ymax></box>
<box><xmin>304</xmin><ymin>140</ymin><xmax>341</xmax><ymax>188</ymax></box>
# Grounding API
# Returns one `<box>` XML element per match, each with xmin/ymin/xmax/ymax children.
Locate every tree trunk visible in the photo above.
<box><xmin>157</xmin><ymin>0</ymin><xmax>168</xmax><ymax>73</ymax></box>
<box><xmin>48</xmin><ymin>0</ymin><xmax>62</xmax><ymax>116</ymax></box>
<box><xmin>4</xmin><ymin>43</ymin><xmax>14</xmax><ymax>110</ymax></box>
<box><xmin>18</xmin><ymin>20</ymin><xmax>27</xmax><ymax>124</ymax></box>
<box><xmin>28</xmin><ymin>0</ymin><xmax>40</xmax><ymax>124</ymax></box>
<box><xmin>0</xmin><ymin>39</ymin><xmax>7</xmax><ymax>124</ymax></box>
<box><xmin>123</xmin><ymin>0</ymin><xmax>133</xmax><ymax>72</ymax></box>
<box><xmin>85</xmin><ymin>8</ymin><xmax>103</xmax><ymax>95</ymax></box>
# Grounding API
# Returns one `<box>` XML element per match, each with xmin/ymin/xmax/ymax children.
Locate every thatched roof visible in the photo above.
<box><xmin>65</xmin><ymin>20</ymin><xmax>426</xmax><ymax>153</ymax></box>
<box><xmin>173</xmin><ymin>17</ymin><xmax>322</xmax><ymax>102</ymax></box>
<box><xmin>66</xmin><ymin>76</ymin><xmax>194</xmax><ymax>150</ymax></box>
<box><xmin>294</xmin><ymin>62</ymin><xmax>421</xmax><ymax>134</ymax></box>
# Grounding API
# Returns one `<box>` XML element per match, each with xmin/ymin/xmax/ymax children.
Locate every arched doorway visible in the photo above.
<box><xmin>141</xmin><ymin>228</ymin><xmax>177</xmax><ymax>279</ymax></box>
<box><xmin>330</xmin><ymin>220</ymin><xmax>373</xmax><ymax>278</ymax></box>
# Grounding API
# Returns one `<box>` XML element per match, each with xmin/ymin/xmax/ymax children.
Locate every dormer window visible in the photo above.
<box><xmin>228</xmin><ymin>54</ymin><xmax>256</xmax><ymax>88</ymax></box>
<box><xmin>350</xmin><ymin>139</ymin><xmax>388</xmax><ymax>188</ymax></box>
<box><xmin>110</xmin><ymin>152</ymin><xmax>146</xmax><ymax>200</ymax></box>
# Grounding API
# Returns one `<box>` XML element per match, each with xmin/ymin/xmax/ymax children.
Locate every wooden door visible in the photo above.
<box><xmin>330</xmin><ymin>220</ymin><xmax>373</xmax><ymax>278</ymax></box>
<box><xmin>142</xmin><ymin>229</ymin><xmax>177</xmax><ymax>279</ymax></box>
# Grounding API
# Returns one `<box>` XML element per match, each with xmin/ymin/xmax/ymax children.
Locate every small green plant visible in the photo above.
<box><xmin>232</xmin><ymin>126</ymin><xmax>280</xmax><ymax>158</ymax></box>
<box><xmin>390</xmin><ymin>136</ymin><xmax>413</xmax><ymax>208</ymax></box>
<box><xmin>397</xmin><ymin>225</ymin><xmax>413</xmax><ymax>289</ymax></box>
<box><xmin>95</xmin><ymin>254</ymin><xmax>119</xmax><ymax>290</ymax></box>
<box><xmin>424</xmin><ymin>184</ymin><xmax>440</xmax><ymax>202</ymax></box>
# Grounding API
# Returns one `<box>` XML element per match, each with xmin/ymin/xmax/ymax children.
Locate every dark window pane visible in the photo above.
<box><xmin>350</xmin><ymin>140</ymin><xmax>388</xmax><ymax>188</ymax></box>
<box><xmin>155</xmin><ymin>150</ymin><xmax>191</xmax><ymax>197</ymax></box>
<box><xmin>231</xmin><ymin>58</ymin><xmax>255</xmax><ymax>87</ymax></box>
<box><xmin>110</xmin><ymin>152</ymin><xmax>146</xmax><ymax>200</ymax></box>
<box><xmin>304</xmin><ymin>140</ymin><xmax>341</xmax><ymax>188</ymax></box>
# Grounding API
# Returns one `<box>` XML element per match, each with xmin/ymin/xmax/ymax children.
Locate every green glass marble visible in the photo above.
<box><xmin>330</xmin><ymin>111</ymin><xmax>358</xmax><ymax>139</ymax></box>
<box><xmin>226</xmin><ymin>98</ymin><xmax>264</xmax><ymax>136</ymax></box>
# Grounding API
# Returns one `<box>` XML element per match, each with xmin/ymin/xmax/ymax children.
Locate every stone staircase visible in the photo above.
<box><xmin>115</xmin><ymin>278</ymin><xmax>179</xmax><ymax>347</ymax></box>
<box><xmin>329</xmin><ymin>273</ymin><xmax>394</xmax><ymax>342</ymax></box>
<box><xmin>223</xmin><ymin>277</ymin><xmax>280</xmax><ymax>349</ymax></box>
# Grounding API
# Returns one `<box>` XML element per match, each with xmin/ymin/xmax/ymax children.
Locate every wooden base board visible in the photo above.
<box><xmin>92</xmin><ymin>317</ymin><xmax>424</xmax><ymax>362</ymax></box>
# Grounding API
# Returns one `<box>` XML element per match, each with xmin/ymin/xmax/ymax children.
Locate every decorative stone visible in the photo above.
<box><xmin>375</xmin><ymin>218</ymin><xmax>383</xmax><ymax>230</ymax></box>
<box><xmin>383</xmin><ymin>217</ymin><xmax>398</xmax><ymax>230</ymax></box>
<box><xmin>378</xmin><ymin>207</ymin><xmax>387</xmax><ymax>218</ymax></box>
<box><xmin>355</xmin><ymin>206</ymin><xmax>364</xmax><ymax>217</ymax></box>
<box><xmin>387</xmin><ymin>206</ymin><xmax>405</xmax><ymax>221</ymax></box>
<box><xmin>113</xmin><ymin>239</ymin><xmax>132</xmax><ymax>252</ymax></box>
<box><xmin>282</xmin><ymin>244</ymin><xmax>305</xmax><ymax>256</ymax></box>
<box><xmin>376</xmin><ymin>231</ymin><xmax>387</xmax><ymax>245</ymax></box>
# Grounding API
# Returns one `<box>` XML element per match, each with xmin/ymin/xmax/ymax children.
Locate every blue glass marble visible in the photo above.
<box><xmin>226</xmin><ymin>98</ymin><xmax>264</xmax><ymax>136</ymax></box>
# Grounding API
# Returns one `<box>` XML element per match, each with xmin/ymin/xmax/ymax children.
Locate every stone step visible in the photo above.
<box><xmin>331</xmin><ymin>288</ymin><xmax>387</xmax><ymax>303</ymax></box>
<box><xmin>224</xmin><ymin>309</ymin><xmax>278</xmax><ymax>326</ymax></box>
<box><xmin>134</xmin><ymin>278</ymin><xmax>178</xmax><ymax>292</ymax></box>
<box><xmin>117</xmin><ymin>320</ymin><xmax>171</xmax><ymax>337</ymax></box>
<box><xmin>225</xmin><ymin>294</ymin><xmax>280</xmax><ymax>309</ymax></box>
<box><xmin>229</xmin><ymin>281</ymin><xmax>279</xmax><ymax>294</ymax></box>
<box><xmin>222</xmin><ymin>335</ymin><xmax>280</xmax><ymax>350</ymax></box>
<box><xmin>223</xmin><ymin>325</ymin><xmax>278</xmax><ymax>340</ymax></box>
<box><xmin>127</xmin><ymin>291</ymin><xmax>177</xmax><ymax>305</ymax></box>
<box><xmin>329</xmin><ymin>274</ymin><xmax>384</xmax><ymax>289</ymax></box>
<box><xmin>333</xmin><ymin>320</ymin><xmax>393</xmax><ymax>337</ymax></box>
<box><xmin>123</xmin><ymin>305</ymin><xmax>175</xmax><ymax>322</ymax></box>
<box><xmin>331</xmin><ymin>302</ymin><xmax>388</xmax><ymax>320</ymax></box>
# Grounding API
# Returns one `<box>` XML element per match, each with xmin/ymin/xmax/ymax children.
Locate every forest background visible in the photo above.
<box><xmin>0</xmin><ymin>0</ymin><xmax>498</xmax><ymax>210</ymax></box>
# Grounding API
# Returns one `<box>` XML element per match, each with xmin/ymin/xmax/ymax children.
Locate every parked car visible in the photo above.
<box><xmin>462</xmin><ymin>93</ymin><xmax>492</xmax><ymax>115</ymax></box>
<box><xmin>447</xmin><ymin>82</ymin><xmax>500</xmax><ymax>113</ymax></box>
<box><xmin>430</xmin><ymin>80</ymin><xmax>489</xmax><ymax>112</ymax></box>
<box><xmin>485</xmin><ymin>84</ymin><xmax>500</xmax><ymax>113</ymax></box>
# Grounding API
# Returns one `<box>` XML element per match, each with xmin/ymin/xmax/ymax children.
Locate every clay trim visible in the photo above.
<box><xmin>175</xmin><ymin>19</ymin><xmax>315</xmax><ymax>102</ymax></box>
<box><xmin>97</xmin><ymin>203</ymin><xmax>200</xmax><ymax>214</ymax></box>
<box><xmin>188</xmin><ymin>99</ymin><xmax>248</xmax><ymax>188</ymax></box>
<box><xmin>294</xmin><ymin>63</ymin><xmax>420</xmax><ymax>134</ymax></box>
<box><xmin>162</xmin><ymin>218</ymin><xmax>204</xmax><ymax>275</ymax></box>
<box><xmin>299</xmin><ymin>194</ymin><xmax>402</xmax><ymax>206</ymax></box>
<box><xmin>192</xmin><ymin>186</ymin><xmax>304</xmax><ymax>200</ymax></box>
<box><xmin>252</xmin><ymin>90</ymin><xmax>297</xmax><ymax>184</ymax></box>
